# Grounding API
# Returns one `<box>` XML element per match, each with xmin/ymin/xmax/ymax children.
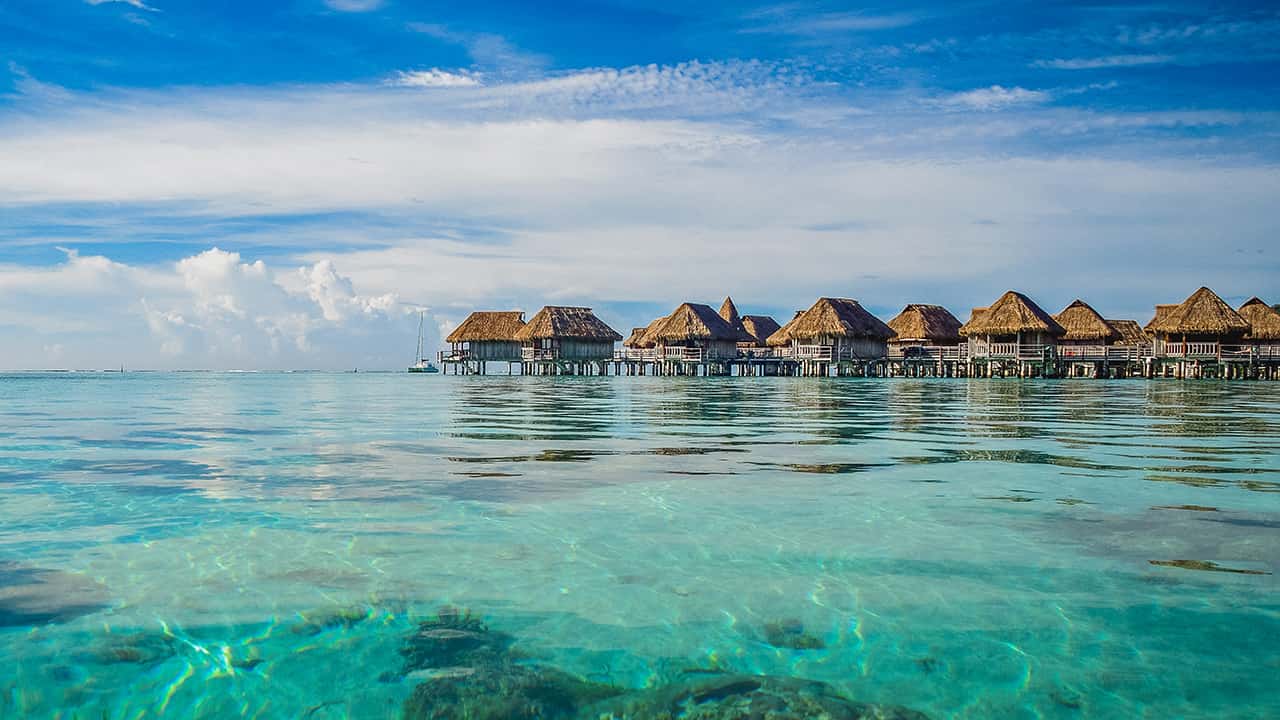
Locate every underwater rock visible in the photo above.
<box><xmin>762</xmin><ymin>619</ymin><xmax>826</xmax><ymax>650</ymax></box>
<box><xmin>399</xmin><ymin>606</ymin><xmax>516</xmax><ymax>675</ymax></box>
<box><xmin>403</xmin><ymin>663</ymin><xmax>622</xmax><ymax>720</ymax></box>
<box><xmin>582</xmin><ymin>673</ymin><xmax>931</xmax><ymax>720</ymax></box>
<box><xmin>1148</xmin><ymin>560</ymin><xmax>1270</xmax><ymax>575</ymax></box>
<box><xmin>84</xmin><ymin>632</ymin><xmax>179</xmax><ymax>666</ymax></box>
<box><xmin>290</xmin><ymin>605</ymin><xmax>371</xmax><ymax>635</ymax></box>
<box><xmin>0</xmin><ymin>562</ymin><xmax>109</xmax><ymax>627</ymax></box>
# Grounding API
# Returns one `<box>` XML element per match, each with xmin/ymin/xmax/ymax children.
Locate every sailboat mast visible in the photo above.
<box><xmin>416</xmin><ymin>312</ymin><xmax>425</xmax><ymax>362</ymax></box>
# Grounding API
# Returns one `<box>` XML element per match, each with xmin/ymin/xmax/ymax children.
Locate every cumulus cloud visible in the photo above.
<box><xmin>937</xmin><ymin>85</ymin><xmax>1051</xmax><ymax>111</ymax></box>
<box><xmin>0</xmin><ymin>247</ymin><xmax>416</xmax><ymax>370</ymax></box>
<box><xmin>389</xmin><ymin>69</ymin><xmax>483</xmax><ymax>88</ymax></box>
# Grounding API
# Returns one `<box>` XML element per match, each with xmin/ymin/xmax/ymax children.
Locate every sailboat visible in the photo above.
<box><xmin>408</xmin><ymin>311</ymin><xmax>440</xmax><ymax>373</ymax></box>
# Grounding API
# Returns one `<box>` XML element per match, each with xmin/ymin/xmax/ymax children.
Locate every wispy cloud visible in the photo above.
<box><xmin>407</xmin><ymin>22</ymin><xmax>548</xmax><ymax>75</ymax></box>
<box><xmin>85</xmin><ymin>0</ymin><xmax>158</xmax><ymax>12</ymax></box>
<box><xmin>4</xmin><ymin>63</ymin><xmax>72</xmax><ymax>103</ymax></box>
<box><xmin>323</xmin><ymin>0</ymin><xmax>383</xmax><ymax>12</ymax></box>
<box><xmin>740</xmin><ymin>6</ymin><xmax>921</xmax><ymax>35</ymax></box>
<box><xmin>936</xmin><ymin>85</ymin><xmax>1050</xmax><ymax>111</ymax></box>
<box><xmin>388</xmin><ymin>69</ymin><xmax>482</xmax><ymax>88</ymax></box>
<box><xmin>1033</xmin><ymin>54</ymin><xmax>1175</xmax><ymax>70</ymax></box>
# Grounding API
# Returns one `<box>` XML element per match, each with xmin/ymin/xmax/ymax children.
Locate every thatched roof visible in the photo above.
<box><xmin>1054</xmin><ymin>300</ymin><xmax>1119</xmax><ymax>342</ymax></box>
<box><xmin>1239</xmin><ymin>297</ymin><xmax>1280</xmax><ymax>340</ymax></box>
<box><xmin>1146</xmin><ymin>287</ymin><xmax>1249</xmax><ymax>336</ymax></box>
<box><xmin>1144</xmin><ymin>304</ymin><xmax>1176</xmax><ymax>332</ymax></box>
<box><xmin>772</xmin><ymin>297</ymin><xmax>893</xmax><ymax>343</ymax></box>
<box><xmin>1106</xmin><ymin>319</ymin><xmax>1148</xmax><ymax>346</ymax></box>
<box><xmin>887</xmin><ymin>304</ymin><xmax>961</xmax><ymax>344</ymax></box>
<box><xmin>646</xmin><ymin>303</ymin><xmax>742</xmax><ymax>343</ymax></box>
<box><xmin>766</xmin><ymin>311</ymin><xmax>806</xmax><ymax>346</ymax></box>
<box><xmin>740</xmin><ymin>315</ymin><xmax>781</xmax><ymax>347</ymax></box>
<box><xmin>958</xmin><ymin>291</ymin><xmax>1064</xmax><ymax>337</ymax></box>
<box><xmin>718</xmin><ymin>296</ymin><xmax>743</xmax><ymax>330</ymax></box>
<box><xmin>446</xmin><ymin>311</ymin><xmax>525</xmax><ymax>343</ymax></box>
<box><xmin>514</xmin><ymin>306</ymin><xmax>622</xmax><ymax>342</ymax></box>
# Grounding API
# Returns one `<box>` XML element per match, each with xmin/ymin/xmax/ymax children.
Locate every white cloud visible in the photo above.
<box><xmin>323</xmin><ymin>0</ymin><xmax>382</xmax><ymax>11</ymax></box>
<box><xmin>389</xmin><ymin>69</ymin><xmax>483</xmax><ymax>88</ymax></box>
<box><xmin>937</xmin><ymin>85</ymin><xmax>1050</xmax><ymax>111</ymax></box>
<box><xmin>407</xmin><ymin>23</ymin><xmax>547</xmax><ymax>74</ymax></box>
<box><xmin>0</xmin><ymin>66</ymin><xmax>1276</xmax><ymax>367</ymax></box>
<box><xmin>5</xmin><ymin>62</ymin><xmax>72</xmax><ymax>103</ymax></box>
<box><xmin>85</xmin><ymin>0</ymin><xmax>158</xmax><ymax>12</ymax></box>
<box><xmin>1033</xmin><ymin>54</ymin><xmax>1175</xmax><ymax>70</ymax></box>
<box><xmin>740</xmin><ymin>7</ymin><xmax>920</xmax><ymax>34</ymax></box>
<box><xmin>0</xmin><ymin>247</ymin><xmax>416</xmax><ymax>370</ymax></box>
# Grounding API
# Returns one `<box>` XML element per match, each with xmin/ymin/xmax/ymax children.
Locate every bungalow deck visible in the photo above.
<box><xmin>437</xmin><ymin>341</ymin><xmax>1280</xmax><ymax>379</ymax></box>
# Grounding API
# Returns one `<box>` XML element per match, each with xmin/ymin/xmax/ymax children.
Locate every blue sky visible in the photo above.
<box><xmin>1</xmin><ymin>0</ymin><xmax>1278</xmax><ymax>368</ymax></box>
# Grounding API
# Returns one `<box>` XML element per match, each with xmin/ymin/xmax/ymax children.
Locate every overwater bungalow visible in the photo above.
<box><xmin>643</xmin><ymin>302</ymin><xmax>744</xmax><ymax>362</ymax></box>
<box><xmin>1145</xmin><ymin>287</ymin><xmax>1249</xmax><ymax>360</ymax></box>
<box><xmin>767</xmin><ymin>297</ymin><xmax>893</xmax><ymax>362</ymax></box>
<box><xmin>513</xmin><ymin>306</ymin><xmax>622</xmax><ymax>364</ymax></box>
<box><xmin>959</xmin><ymin>291</ymin><xmax>1065</xmax><ymax>372</ymax></box>
<box><xmin>886</xmin><ymin>304</ymin><xmax>962</xmax><ymax>357</ymax></box>
<box><xmin>1238</xmin><ymin>297</ymin><xmax>1280</xmax><ymax>359</ymax></box>
<box><xmin>740</xmin><ymin>315</ymin><xmax>781</xmax><ymax>349</ymax></box>
<box><xmin>443</xmin><ymin>311</ymin><xmax>525</xmax><ymax>363</ymax></box>
<box><xmin>1107</xmin><ymin>319</ymin><xmax>1149</xmax><ymax>348</ymax></box>
<box><xmin>1052</xmin><ymin>300</ymin><xmax>1151</xmax><ymax>375</ymax></box>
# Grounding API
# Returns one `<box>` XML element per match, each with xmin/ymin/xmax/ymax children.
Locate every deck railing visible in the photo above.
<box><xmin>661</xmin><ymin>346</ymin><xmax>705</xmax><ymax>362</ymax></box>
<box><xmin>887</xmin><ymin>345</ymin><xmax>965</xmax><ymax>361</ymax></box>
<box><xmin>968</xmin><ymin>343</ymin><xmax>1057</xmax><ymax>360</ymax></box>
<box><xmin>1160</xmin><ymin>342</ymin><xmax>1219</xmax><ymax>358</ymax></box>
<box><xmin>521</xmin><ymin>348</ymin><xmax>559</xmax><ymax>361</ymax></box>
<box><xmin>1058</xmin><ymin>345</ymin><xmax>1151</xmax><ymax>361</ymax></box>
<box><xmin>438</xmin><ymin>350</ymin><xmax>470</xmax><ymax>362</ymax></box>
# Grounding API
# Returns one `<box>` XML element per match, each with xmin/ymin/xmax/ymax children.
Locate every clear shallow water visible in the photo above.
<box><xmin>1</xmin><ymin>373</ymin><xmax>1279</xmax><ymax>719</ymax></box>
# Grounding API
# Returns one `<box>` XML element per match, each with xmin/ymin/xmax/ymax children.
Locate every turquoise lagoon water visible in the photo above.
<box><xmin>1</xmin><ymin>373</ymin><xmax>1279</xmax><ymax>718</ymax></box>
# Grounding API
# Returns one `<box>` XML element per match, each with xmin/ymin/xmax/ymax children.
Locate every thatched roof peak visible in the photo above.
<box><xmin>959</xmin><ymin>291</ymin><xmax>1064</xmax><ymax>337</ymax></box>
<box><xmin>1054</xmin><ymin>299</ymin><xmax>1119</xmax><ymax>342</ymax></box>
<box><xmin>716</xmin><ymin>296</ymin><xmax>755</xmax><ymax>342</ymax></box>
<box><xmin>1239</xmin><ymin>297</ymin><xmax>1280</xmax><ymax>340</ymax></box>
<box><xmin>1147</xmin><ymin>287</ymin><xmax>1248</xmax><ymax>336</ymax></box>
<box><xmin>741</xmin><ymin>314</ymin><xmax>781</xmax><ymax>347</ymax></box>
<box><xmin>646</xmin><ymin>303</ymin><xmax>743</xmax><ymax>343</ymax></box>
<box><xmin>514</xmin><ymin>306</ymin><xmax>622</xmax><ymax>342</ymax></box>
<box><xmin>887</xmin><ymin>303</ymin><xmax>961</xmax><ymax>344</ymax></box>
<box><xmin>1105</xmin><ymin>319</ymin><xmax>1148</xmax><ymax>346</ymax></box>
<box><xmin>771</xmin><ymin>297</ymin><xmax>893</xmax><ymax>344</ymax></box>
<box><xmin>446</xmin><ymin>311</ymin><xmax>526</xmax><ymax>343</ymax></box>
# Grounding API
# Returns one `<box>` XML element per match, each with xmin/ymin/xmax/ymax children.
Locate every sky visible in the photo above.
<box><xmin>1</xmin><ymin>0</ymin><xmax>1278</xmax><ymax>369</ymax></box>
